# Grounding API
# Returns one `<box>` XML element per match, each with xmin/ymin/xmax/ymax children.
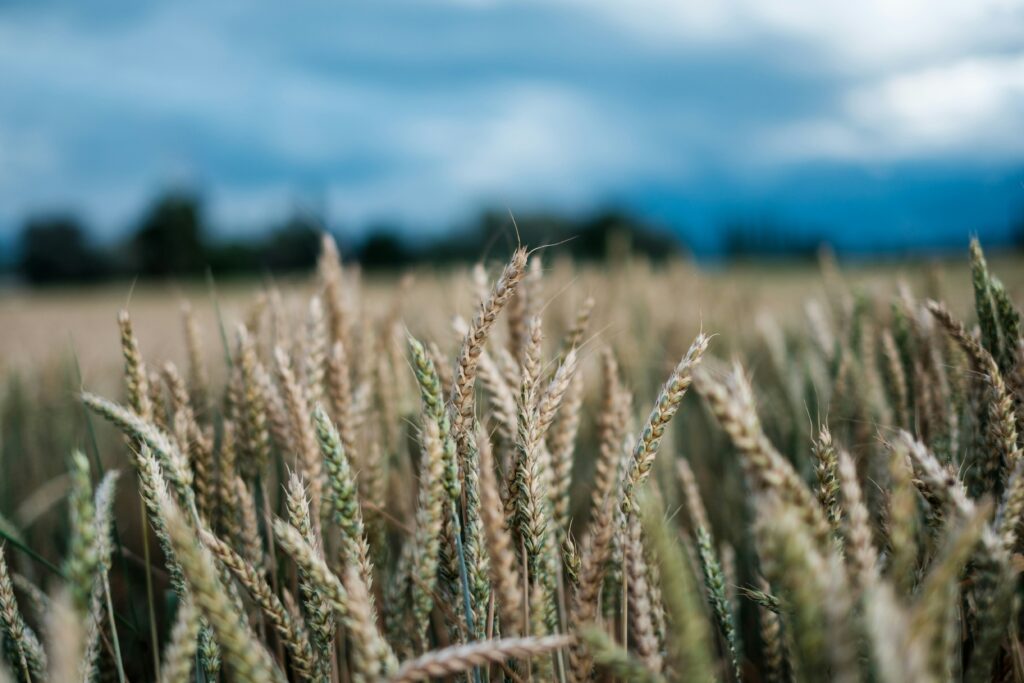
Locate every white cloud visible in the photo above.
<box><xmin>561</xmin><ymin>0</ymin><xmax>1024</xmax><ymax>72</ymax></box>
<box><xmin>409</xmin><ymin>86</ymin><xmax>655</xmax><ymax>193</ymax></box>
<box><xmin>324</xmin><ymin>83</ymin><xmax>673</xmax><ymax>227</ymax></box>
<box><xmin>766</xmin><ymin>53</ymin><xmax>1024</xmax><ymax>162</ymax></box>
<box><xmin>747</xmin><ymin>0</ymin><xmax>1023</xmax><ymax>70</ymax></box>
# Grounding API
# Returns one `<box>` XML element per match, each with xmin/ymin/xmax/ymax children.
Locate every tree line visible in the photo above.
<box><xmin>16</xmin><ymin>189</ymin><xmax>1024</xmax><ymax>284</ymax></box>
<box><xmin>14</xmin><ymin>190</ymin><xmax>685</xmax><ymax>284</ymax></box>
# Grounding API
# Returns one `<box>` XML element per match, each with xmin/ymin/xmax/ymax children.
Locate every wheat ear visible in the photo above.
<box><xmin>678</xmin><ymin>459</ymin><xmax>741</xmax><ymax>680</ymax></box>
<box><xmin>158</xmin><ymin>597</ymin><xmax>201</xmax><ymax>683</ymax></box>
<box><xmin>273</xmin><ymin>519</ymin><xmax>395</xmax><ymax>682</ymax></box>
<box><xmin>621</xmin><ymin>332</ymin><xmax>709</xmax><ymax>514</ymax></box>
<box><xmin>638</xmin><ymin>494</ymin><xmax>715</xmax><ymax>683</ymax></box>
<box><xmin>581</xmin><ymin>627</ymin><xmax>665</xmax><ymax>683</ymax></box>
<box><xmin>695</xmin><ymin>364</ymin><xmax>831</xmax><ymax>551</ymax></box>
<box><xmin>164</xmin><ymin>495</ymin><xmax>282</xmax><ymax>683</ymax></box>
<box><xmin>283</xmin><ymin>473</ymin><xmax>335</xmax><ymax>681</ymax></box>
<box><xmin>388</xmin><ymin>634</ymin><xmax>571</xmax><ymax>683</ymax></box>
<box><xmin>0</xmin><ymin>546</ymin><xmax>46</xmax><ymax>682</ymax></box>
<box><xmin>45</xmin><ymin>589</ymin><xmax>85</xmax><ymax>683</ymax></box>
<box><xmin>405</xmin><ymin>337</ymin><xmax>450</xmax><ymax>648</ymax></box>
<box><xmin>476</xmin><ymin>426</ymin><xmax>524</xmax><ymax>637</ymax></box>
<box><xmin>313</xmin><ymin>406</ymin><xmax>377</xmax><ymax>619</ymax></box>
<box><xmin>200</xmin><ymin>530</ymin><xmax>317</xmax><ymax>680</ymax></box>
<box><xmin>275</xmin><ymin>347</ymin><xmax>324</xmax><ymax>522</ymax></box>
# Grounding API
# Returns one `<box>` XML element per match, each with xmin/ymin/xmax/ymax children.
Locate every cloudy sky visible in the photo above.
<box><xmin>2</xmin><ymin>0</ymin><xmax>1024</xmax><ymax>253</ymax></box>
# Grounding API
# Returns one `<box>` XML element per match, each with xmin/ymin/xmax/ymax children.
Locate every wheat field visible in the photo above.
<box><xmin>0</xmin><ymin>237</ymin><xmax>1023</xmax><ymax>683</ymax></box>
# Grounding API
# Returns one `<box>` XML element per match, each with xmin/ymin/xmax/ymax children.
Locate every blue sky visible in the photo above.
<box><xmin>2</xmin><ymin>0</ymin><xmax>1024</xmax><ymax>254</ymax></box>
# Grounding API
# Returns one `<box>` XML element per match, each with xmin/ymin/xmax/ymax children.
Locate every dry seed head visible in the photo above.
<box><xmin>200</xmin><ymin>529</ymin><xmax>317</xmax><ymax>680</ymax></box>
<box><xmin>341</xmin><ymin>565</ymin><xmax>397</xmax><ymax>679</ymax></box>
<box><xmin>216</xmin><ymin>420</ymin><xmax>242</xmax><ymax>541</ymax></box>
<box><xmin>390</xmin><ymin>634</ymin><xmax>571</xmax><ymax>683</ymax></box>
<box><xmin>676</xmin><ymin>458</ymin><xmax>710</xmax><ymax>533</ymax></box>
<box><xmin>837</xmin><ymin>449</ymin><xmax>878</xmax><ymax>592</ymax></box>
<box><xmin>304</xmin><ymin>296</ymin><xmax>328</xmax><ymax>408</ymax></box>
<box><xmin>536</xmin><ymin>347</ymin><xmax>579</xmax><ymax>440</ymax></box>
<box><xmin>118</xmin><ymin>309</ymin><xmax>153</xmax><ymax>421</ymax></box>
<box><xmin>274</xmin><ymin>346</ymin><xmax>323</xmax><ymax>516</ymax></box>
<box><xmin>283</xmin><ymin>475</ymin><xmax>335</xmax><ymax>678</ymax></box>
<box><xmin>812</xmin><ymin>425</ymin><xmax>843</xmax><ymax>533</ymax></box>
<box><xmin>898</xmin><ymin>431</ymin><xmax>1005</xmax><ymax>565</ymax></box>
<box><xmin>81</xmin><ymin>393</ymin><xmax>197</xmax><ymax>516</ymax></box>
<box><xmin>509</xmin><ymin>320</ymin><xmax>559</xmax><ymax>603</ymax></box>
<box><xmin>591</xmin><ymin>348</ymin><xmax>630</xmax><ymax>517</ymax></box>
<box><xmin>406</xmin><ymin>397</ymin><xmax>448</xmax><ymax>644</ymax></box>
<box><xmin>637</xmin><ymin>493</ymin><xmax>716</xmax><ymax>683</ymax></box>
<box><xmin>560</xmin><ymin>295</ymin><xmax>595</xmax><ymax>358</ymax></box>
<box><xmin>755</xmin><ymin>576</ymin><xmax>784</xmax><ymax>683</ymax></box>
<box><xmin>908</xmin><ymin>500</ymin><xmax>990</xmax><ymax>673</ymax></box>
<box><xmin>998</xmin><ymin>460</ymin><xmax>1024</xmax><ymax>549</ymax></box>
<box><xmin>477</xmin><ymin>345</ymin><xmax>519</xmax><ymax>444</ymax></box>
<box><xmin>235</xmin><ymin>326</ymin><xmax>273</xmax><ymax>478</ymax></box>
<box><xmin>624</xmin><ymin>514</ymin><xmax>663</xmax><ymax>673</ymax></box>
<box><xmin>0</xmin><ymin>545</ymin><xmax>46</xmax><ymax>682</ymax></box>
<box><xmin>694</xmin><ymin>365</ymin><xmax>832</xmax><ymax>550</ymax></box>
<box><xmin>568</xmin><ymin>490</ymin><xmax>619</xmax><ymax>680</ymax></box>
<box><xmin>326</xmin><ymin>339</ymin><xmax>358</xmax><ymax>458</ymax></box>
<box><xmin>318</xmin><ymin>233</ymin><xmax>349</xmax><ymax>349</ymax></box>
<box><xmin>927</xmin><ymin>300</ymin><xmax>1021</xmax><ymax>476</ymax></box>
<box><xmin>548</xmin><ymin>367</ymin><xmax>584</xmax><ymax>534</ymax></box>
<box><xmin>45</xmin><ymin>588</ymin><xmax>85</xmax><ymax>683</ymax></box>
<box><xmin>273</xmin><ymin>518</ymin><xmax>356</xmax><ymax>628</ymax></box>
<box><xmin>581</xmin><ymin>627</ymin><xmax>664</xmax><ymax>683</ymax></box>
<box><xmin>450</xmin><ymin>247</ymin><xmax>528</xmax><ymax>444</ymax></box>
<box><xmin>181</xmin><ymin>301</ymin><xmax>210</xmax><ymax>417</ymax></box>
<box><xmin>163</xmin><ymin>361</ymin><xmax>215</xmax><ymax>519</ymax></box>
<box><xmin>158</xmin><ymin>597</ymin><xmax>201</xmax><ymax>683</ymax></box>
<box><xmin>621</xmin><ymin>331</ymin><xmax>709</xmax><ymax>514</ymax></box>
<box><xmin>755</xmin><ymin>497</ymin><xmax>855</xmax><ymax>681</ymax></box>
<box><xmin>476</xmin><ymin>427</ymin><xmax>524</xmax><ymax>636</ymax></box>
<box><xmin>164</xmin><ymin>497</ymin><xmax>282</xmax><ymax>683</ymax></box>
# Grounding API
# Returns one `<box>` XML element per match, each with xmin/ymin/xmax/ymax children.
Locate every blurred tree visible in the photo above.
<box><xmin>13</xmin><ymin>193</ymin><xmax>692</xmax><ymax>285</ymax></box>
<box><xmin>474</xmin><ymin>209</ymin><xmax>574</xmax><ymax>251</ymax></box>
<box><xmin>491</xmin><ymin>208</ymin><xmax>681</xmax><ymax>261</ymax></box>
<box><xmin>132</xmin><ymin>191</ymin><xmax>206</xmax><ymax>276</ymax></box>
<box><xmin>723</xmin><ymin>219</ymin><xmax>820</xmax><ymax>261</ymax></box>
<box><xmin>262</xmin><ymin>214</ymin><xmax>322</xmax><ymax>271</ymax></box>
<box><xmin>577</xmin><ymin>209</ymin><xmax>683</xmax><ymax>262</ymax></box>
<box><xmin>1013</xmin><ymin>214</ymin><xmax>1024</xmax><ymax>251</ymax></box>
<box><xmin>205</xmin><ymin>241</ymin><xmax>262</xmax><ymax>276</ymax></box>
<box><xmin>358</xmin><ymin>227</ymin><xmax>412</xmax><ymax>270</ymax></box>
<box><xmin>18</xmin><ymin>215</ymin><xmax>106</xmax><ymax>284</ymax></box>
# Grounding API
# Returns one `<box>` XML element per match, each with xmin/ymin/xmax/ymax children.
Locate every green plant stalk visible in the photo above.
<box><xmin>71</xmin><ymin>339</ymin><xmax>139</xmax><ymax>668</ymax></box>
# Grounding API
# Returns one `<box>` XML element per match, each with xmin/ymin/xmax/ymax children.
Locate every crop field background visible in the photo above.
<box><xmin>4</xmin><ymin>0</ymin><xmax>1024</xmax><ymax>680</ymax></box>
<box><xmin>0</xmin><ymin>238</ymin><xmax>1022</xmax><ymax>682</ymax></box>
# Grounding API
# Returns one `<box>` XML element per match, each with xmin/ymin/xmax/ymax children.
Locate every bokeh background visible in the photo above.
<box><xmin>2</xmin><ymin>0</ymin><xmax>1024</xmax><ymax>283</ymax></box>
